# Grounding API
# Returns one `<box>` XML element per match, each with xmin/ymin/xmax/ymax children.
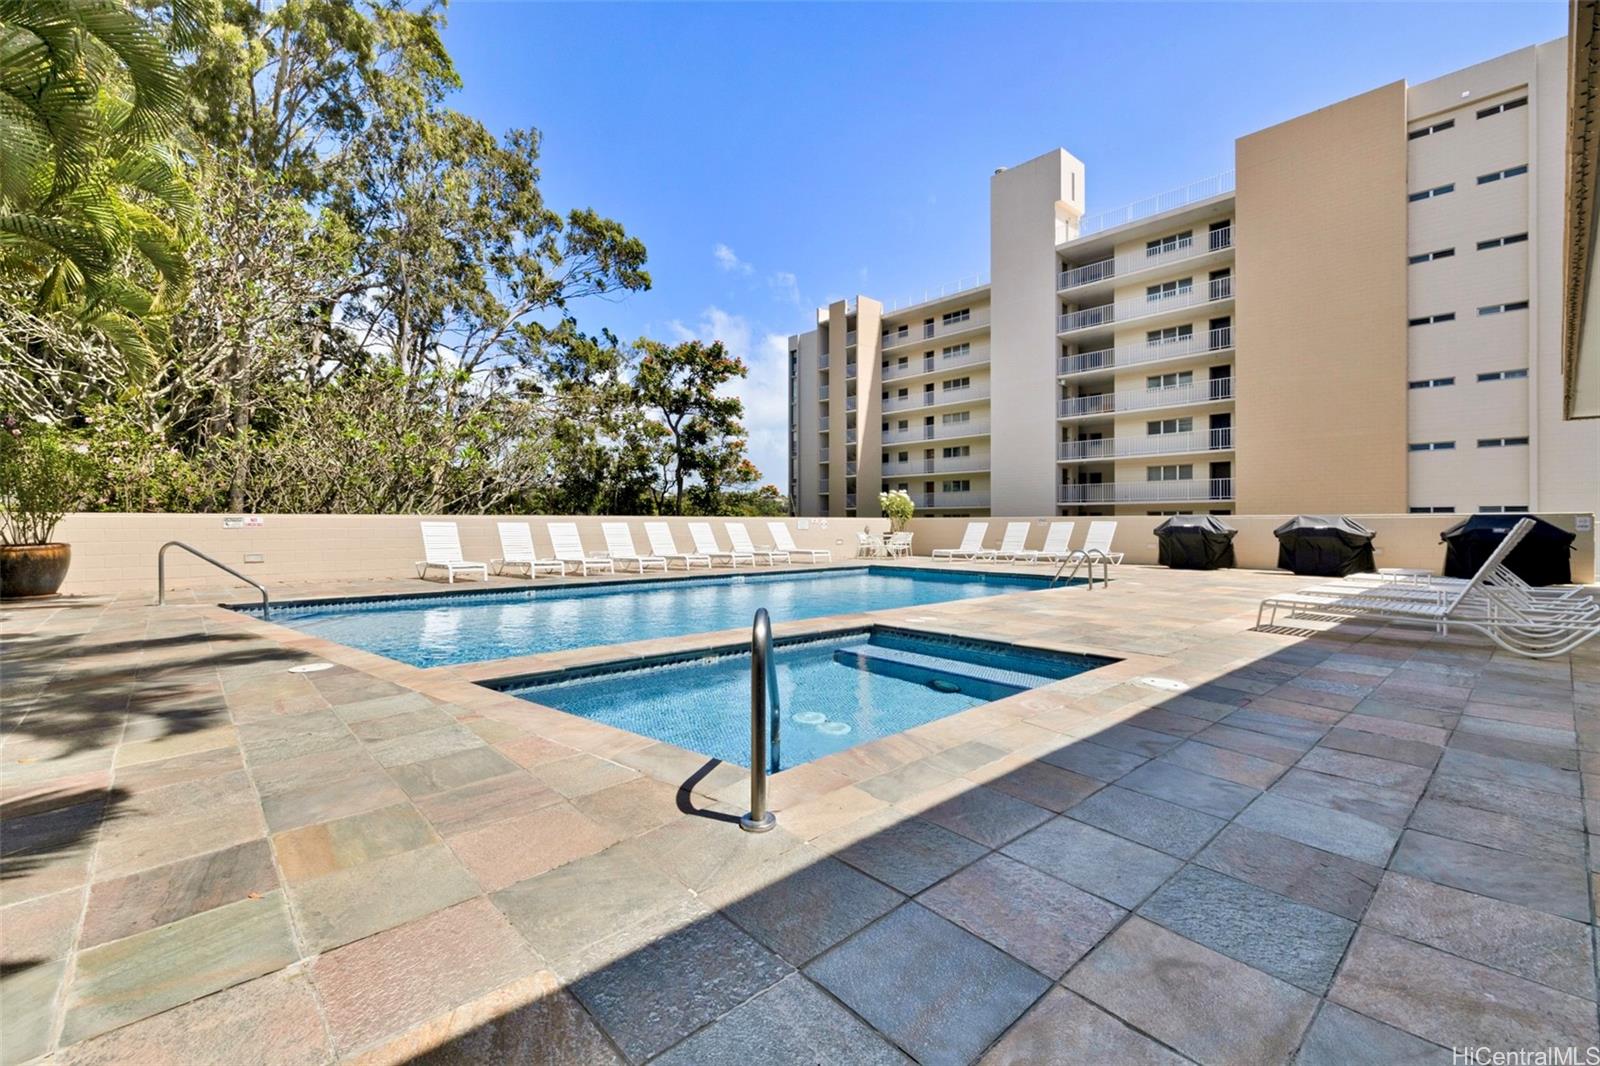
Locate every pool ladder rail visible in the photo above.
<box><xmin>741</xmin><ymin>607</ymin><xmax>781</xmax><ymax>833</ymax></box>
<box><xmin>1052</xmin><ymin>549</ymin><xmax>1110</xmax><ymax>590</ymax></box>
<box><xmin>157</xmin><ymin>541</ymin><xmax>271</xmax><ymax>618</ymax></box>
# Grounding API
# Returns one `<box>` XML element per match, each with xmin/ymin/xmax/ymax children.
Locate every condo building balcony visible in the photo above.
<box><xmin>881</xmin><ymin>344</ymin><xmax>992</xmax><ymax>382</ymax></box>
<box><xmin>882</xmin><ymin>308</ymin><xmax>991</xmax><ymax>349</ymax></box>
<box><xmin>903</xmin><ymin>491</ymin><xmax>990</xmax><ymax>510</ymax></box>
<box><xmin>818</xmin><ymin>385</ymin><xmax>830</xmax><ymax>400</ymax></box>
<box><xmin>1058</xmin><ymin>376</ymin><xmax>1235</xmax><ymax>419</ymax></box>
<box><xmin>1057</xmin><ymin>478</ymin><xmax>1235</xmax><ymax>505</ymax></box>
<box><xmin>845</xmin><ymin>330</ymin><xmax>858</xmax><ymax>347</ymax></box>
<box><xmin>1058</xmin><ymin>225</ymin><xmax>1233</xmax><ymax>292</ymax></box>
<box><xmin>818</xmin><ymin>354</ymin><xmax>829</xmax><ymax>370</ymax></box>
<box><xmin>880</xmin><ymin>453</ymin><xmax>991</xmax><ymax>476</ymax></box>
<box><xmin>881</xmin><ymin>382</ymin><xmax>992</xmax><ymax>414</ymax></box>
<box><xmin>819</xmin><ymin>447</ymin><xmax>830</xmax><ymax>463</ymax></box>
<box><xmin>1058</xmin><ymin>427</ymin><xmax>1234</xmax><ymax>462</ymax></box>
<box><xmin>818</xmin><ymin>416</ymin><xmax>830</xmax><ymax>431</ymax></box>
<box><xmin>1058</xmin><ymin>274</ymin><xmax>1234</xmax><ymax>334</ymax></box>
<box><xmin>1060</xmin><ymin>326</ymin><xmax>1234</xmax><ymax>377</ymax></box>
<box><xmin>881</xmin><ymin>417</ymin><xmax>991</xmax><ymax>445</ymax></box>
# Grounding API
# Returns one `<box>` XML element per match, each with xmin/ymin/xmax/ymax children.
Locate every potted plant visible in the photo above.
<box><xmin>879</xmin><ymin>488</ymin><xmax>915</xmax><ymax>531</ymax></box>
<box><xmin>0</xmin><ymin>417</ymin><xmax>92</xmax><ymax>598</ymax></box>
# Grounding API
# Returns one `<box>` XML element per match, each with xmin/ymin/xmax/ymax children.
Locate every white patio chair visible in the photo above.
<box><xmin>492</xmin><ymin>521</ymin><xmax>563</xmax><ymax>578</ymax></box>
<box><xmin>856</xmin><ymin>531</ymin><xmax>881</xmax><ymax>558</ymax></box>
<box><xmin>645</xmin><ymin>522</ymin><xmax>711</xmax><ymax>569</ymax></box>
<box><xmin>1071</xmin><ymin>520</ymin><xmax>1123</xmax><ymax>565</ymax></box>
<box><xmin>547</xmin><ymin>522</ymin><xmax>615</xmax><ymax>577</ymax></box>
<box><xmin>931</xmin><ymin>522</ymin><xmax>989</xmax><ymax>560</ymax></box>
<box><xmin>768</xmin><ymin>522</ymin><xmax>831</xmax><ymax>562</ymax></box>
<box><xmin>979</xmin><ymin>522</ymin><xmax>1031</xmax><ymax>562</ymax></box>
<box><xmin>601</xmin><ymin>522</ymin><xmax>667</xmax><ymax>573</ymax></box>
<box><xmin>1014</xmin><ymin>522</ymin><xmax>1075</xmax><ymax>564</ymax></box>
<box><xmin>416</xmin><ymin>521</ymin><xmax>489</xmax><ymax>583</ymax></box>
<box><xmin>885</xmin><ymin>531</ymin><xmax>914</xmax><ymax>558</ymax></box>
<box><xmin>728</xmin><ymin>523</ymin><xmax>787</xmax><ymax>565</ymax></box>
<box><xmin>689</xmin><ymin>522</ymin><xmax>753</xmax><ymax>567</ymax></box>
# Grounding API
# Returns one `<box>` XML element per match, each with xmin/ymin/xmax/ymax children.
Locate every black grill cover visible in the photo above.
<box><xmin>1154</xmin><ymin>515</ymin><xmax>1237</xmax><ymax>570</ymax></box>
<box><xmin>1440</xmin><ymin>514</ymin><xmax>1573</xmax><ymax>585</ymax></box>
<box><xmin>1273</xmin><ymin>515</ymin><xmax>1377</xmax><ymax>577</ymax></box>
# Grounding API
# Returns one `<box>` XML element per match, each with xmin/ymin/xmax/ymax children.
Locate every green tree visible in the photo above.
<box><xmin>633</xmin><ymin>337</ymin><xmax>748</xmax><ymax>514</ymax></box>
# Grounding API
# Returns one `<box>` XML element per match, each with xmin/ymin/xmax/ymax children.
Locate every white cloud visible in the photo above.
<box><xmin>664</xmin><ymin>307</ymin><xmax>789</xmax><ymax>488</ymax></box>
<box><xmin>712</xmin><ymin>242</ymin><xmax>753</xmax><ymax>274</ymax></box>
<box><xmin>769</xmin><ymin>270</ymin><xmax>801</xmax><ymax>307</ymax></box>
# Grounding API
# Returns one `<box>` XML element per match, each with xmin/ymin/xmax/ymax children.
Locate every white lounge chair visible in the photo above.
<box><xmin>980</xmin><ymin>522</ymin><xmax>1031</xmax><ymax>562</ymax></box>
<box><xmin>1014</xmin><ymin>521</ymin><xmax>1075</xmax><ymax>564</ymax></box>
<box><xmin>728</xmin><ymin>523</ymin><xmax>787</xmax><ymax>565</ymax></box>
<box><xmin>645</xmin><ymin>522</ymin><xmax>711</xmax><ymax>569</ymax></box>
<box><xmin>1257</xmin><ymin>519</ymin><xmax>1600</xmax><ymax>658</ymax></box>
<box><xmin>689</xmin><ymin>522</ymin><xmax>753</xmax><ymax>567</ymax></box>
<box><xmin>1076</xmin><ymin>520</ymin><xmax>1124</xmax><ymax>565</ymax></box>
<box><xmin>492</xmin><ymin>521</ymin><xmax>563</xmax><ymax>578</ymax></box>
<box><xmin>768</xmin><ymin>522</ymin><xmax>831</xmax><ymax>562</ymax></box>
<box><xmin>416</xmin><ymin>521</ymin><xmax>489</xmax><ymax>583</ymax></box>
<box><xmin>932</xmin><ymin>521</ymin><xmax>989</xmax><ymax>560</ymax></box>
<box><xmin>547</xmin><ymin>522</ymin><xmax>615</xmax><ymax>576</ymax></box>
<box><xmin>601</xmin><ymin>522</ymin><xmax>666</xmax><ymax>573</ymax></box>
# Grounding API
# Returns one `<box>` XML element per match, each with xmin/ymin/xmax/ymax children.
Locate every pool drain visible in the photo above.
<box><xmin>927</xmin><ymin>679</ymin><xmax>962</xmax><ymax>694</ymax></box>
<box><xmin>794</xmin><ymin>711</ymin><xmax>827</xmax><ymax>725</ymax></box>
<box><xmin>1137</xmin><ymin>676</ymin><xmax>1188</xmax><ymax>692</ymax></box>
<box><xmin>287</xmin><ymin>663</ymin><xmax>335</xmax><ymax>674</ymax></box>
<box><xmin>817</xmin><ymin>721</ymin><xmax>851</xmax><ymax>736</ymax></box>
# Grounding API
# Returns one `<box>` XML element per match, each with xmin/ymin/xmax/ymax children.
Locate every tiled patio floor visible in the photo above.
<box><xmin>3</xmin><ymin>561</ymin><xmax>1598</xmax><ymax>1064</ymax></box>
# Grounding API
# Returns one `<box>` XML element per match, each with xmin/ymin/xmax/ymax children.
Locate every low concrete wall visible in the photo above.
<box><xmin>904</xmin><ymin>513</ymin><xmax>1597</xmax><ymax>583</ymax></box>
<box><xmin>49</xmin><ymin>513</ymin><xmax>887</xmax><ymax>596</ymax></box>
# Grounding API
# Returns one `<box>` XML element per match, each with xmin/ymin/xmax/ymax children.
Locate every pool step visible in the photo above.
<box><xmin>834</xmin><ymin>644</ymin><xmax>1058</xmax><ymax>691</ymax></box>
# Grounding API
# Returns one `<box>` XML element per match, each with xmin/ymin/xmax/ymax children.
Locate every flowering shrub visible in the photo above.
<box><xmin>879</xmin><ymin>489</ymin><xmax>915</xmax><ymax>532</ymax></box>
<box><xmin>0</xmin><ymin>417</ymin><xmax>93</xmax><ymax>545</ymax></box>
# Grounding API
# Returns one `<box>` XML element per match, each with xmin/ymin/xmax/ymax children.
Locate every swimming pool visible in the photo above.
<box><xmin>252</xmin><ymin>566</ymin><xmax>1053</xmax><ymax>668</ymax></box>
<box><xmin>496</xmin><ymin>628</ymin><xmax>1112</xmax><ymax>769</ymax></box>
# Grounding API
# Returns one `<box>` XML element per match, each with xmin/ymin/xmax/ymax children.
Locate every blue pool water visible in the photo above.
<box><xmin>253</xmin><ymin>566</ymin><xmax>1052</xmax><ymax>668</ymax></box>
<box><xmin>498</xmin><ymin>629</ymin><xmax>1111</xmax><ymax>769</ymax></box>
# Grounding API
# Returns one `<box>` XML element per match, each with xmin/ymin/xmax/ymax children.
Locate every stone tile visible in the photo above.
<box><xmin>765</xmin><ymin>784</ymin><xmax>887</xmax><ymax>842</ymax></box>
<box><xmin>1002</xmin><ymin>817</ymin><xmax>1181</xmax><ymax>909</ymax></box>
<box><xmin>1089</xmin><ymin>723</ymin><xmax>1183</xmax><ymax>758</ymax></box>
<box><xmin>1426</xmin><ymin>770</ymin><xmax>1585</xmax><ymax>830</ymax></box>
<box><xmin>0</xmin><ymin>958</ymin><xmax>64</xmax><ymax>1066</ymax></box>
<box><xmin>573</xmin><ymin>913</ymin><xmax>790</xmax><ymax>1063</ymax></box>
<box><xmin>414</xmin><ymin>771</ymin><xmax>563</xmax><ymax>837</ymax></box>
<box><xmin>653</xmin><ymin>973</ymin><xmax>908</xmax><ymax>1066</ymax></box>
<box><xmin>980</xmin><ymin>988</ymin><xmax>1186</xmax><ymax>1066</ymax></box>
<box><xmin>272</xmin><ymin>802</ymin><xmax>437</xmax><ymax>884</ymax></box>
<box><xmin>328</xmin><ymin>690</ymin><xmax>438</xmax><ymax>724</ymax></box>
<box><xmin>81</xmin><ymin>839</ymin><xmax>277</xmax><ymax>948</ymax></box>
<box><xmin>1439</xmin><ymin>747</ymin><xmax>1578</xmax><ymax>798</ymax></box>
<box><xmin>1066</xmin><ymin>916</ymin><xmax>1317</xmax><ymax>1064</ymax></box>
<box><xmin>366</xmin><ymin>726</ymin><xmax>486</xmax><ymax>769</ymax></box>
<box><xmin>1295</xmin><ymin>1003</ymin><xmax>1451</xmax><ymax>1066</ymax></box>
<box><xmin>806</xmin><ymin>903</ymin><xmax>1048</xmax><ymax>1066</ymax></box>
<box><xmin>712</xmin><ymin>850</ymin><xmax>901</xmax><ymax>965</ymax></box>
<box><xmin>115</xmin><ymin>726</ymin><xmax>238</xmax><ymax>769</ymax></box>
<box><xmin>913</xmin><ymin>785</ymin><xmax>1052</xmax><ymax>848</ymax></box>
<box><xmin>1116</xmin><ymin>758</ymin><xmax>1259</xmax><ymax>818</ymax></box>
<box><xmin>288</xmin><ymin>842</ymin><xmax>479</xmax><ymax>954</ymax></box>
<box><xmin>236</xmin><ymin>713</ymin><xmax>358</xmax><ymax>767</ymax></box>
<box><xmin>978</xmin><ymin>759</ymin><xmax>1103</xmax><ymax>813</ymax></box>
<box><xmin>1067</xmin><ymin>785</ymin><xmax>1224</xmax><ymax>859</ymax></box>
<box><xmin>856</xmin><ymin>759</ymin><xmax>959</xmax><ymax>805</ymax></box>
<box><xmin>114</xmin><ymin>746</ymin><xmax>244</xmax><ymax>795</ymax></box>
<box><xmin>1038</xmin><ymin>739</ymin><xmax>1147</xmax><ymax>782</ymax></box>
<box><xmin>62</xmin><ymin>893</ymin><xmax>298</xmax><ymax>1045</ymax></box>
<box><xmin>1450</xmin><ymin>727</ymin><xmax>1580</xmax><ymax>771</ymax></box>
<box><xmin>493</xmin><ymin>734</ymin><xmax>582</xmax><ymax>770</ymax></box>
<box><xmin>1235</xmin><ymin>793</ymin><xmax>1399</xmax><ymax>866</ymax></box>
<box><xmin>568</xmin><ymin>775</ymin><xmax>690</xmax><ymax>839</ymax></box>
<box><xmin>348</xmin><ymin>707</ymin><xmax>455</xmax><ymax>743</ymax></box>
<box><xmin>614</xmin><ymin>812</ymin><xmax>803</xmax><ymax>894</ymax></box>
<box><xmin>1298</xmin><ymin>746</ymin><xmax>1432</xmax><ymax>791</ymax></box>
<box><xmin>1193</xmin><ymin>722</ymin><xmax>1310</xmax><ymax>764</ymax></box>
<box><xmin>1160</xmin><ymin>740</ymin><xmax>1285</xmax><ymax>789</ymax></box>
<box><xmin>0</xmin><ymin>888</ymin><xmax>82</xmax><ymax>965</ymax></box>
<box><xmin>1269</xmin><ymin>767</ymin><xmax>1417</xmax><ymax>828</ymax></box>
<box><xmin>446</xmin><ymin>803</ymin><xmax>620</xmax><ymax>893</ymax></box>
<box><xmin>1391</xmin><ymin>828</ymin><xmax>1591</xmax><ymax>922</ymax></box>
<box><xmin>822</xmin><ymin>811</ymin><xmax>987</xmax><ymax>896</ymax></box>
<box><xmin>1320</xmin><ymin>727</ymin><xmax>1441</xmax><ymax>768</ymax></box>
<box><xmin>1408</xmin><ymin>798</ymin><xmax>1585</xmax><ymax>861</ymax></box>
<box><xmin>53</xmin><ymin>969</ymin><xmax>330</xmax><ymax>1066</ymax></box>
<box><xmin>528</xmin><ymin>754</ymin><xmax>642</xmax><ymax>799</ymax></box>
<box><xmin>1330</xmin><ymin>927</ymin><xmax>1599</xmax><ymax>1052</ymax></box>
<box><xmin>261</xmin><ymin>768</ymin><xmax>409</xmax><ymax>833</ymax></box>
<box><xmin>1365</xmin><ymin>872</ymin><xmax>1594</xmax><ymax>998</ymax></box>
<box><xmin>1137</xmin><ymin>865</ymin><xmax>1355</xmax><ymax>993</ymax></box>
<box><xmin>389</xmin><ymin>745</ymin><xmax>523</xmax><ymax>799</ymax></box>
<box><xmin>924</xmin><ymin>740</ymin><xmax>1008</xmax><ymax>775</ymax></box>
<box><xmin>312</xmin><ymin>898</ymin><xmax>543</xmax><ymax>1056</ymax></box>
<box><xmin>1195</xmin><ymin>823</ymin><xmax>1381</xmax><ymax>921</ymax></box>
<box><xmin>920</xmin><ymin>853</ymin><xmax>1125</xmax><ymax>978</ymax></box>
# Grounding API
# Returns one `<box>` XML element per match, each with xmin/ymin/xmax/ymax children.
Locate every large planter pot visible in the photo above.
<box><xmin>0</xmin><ymin>543</ymin><xmax>72</xmax><ymax>599</ymax></box>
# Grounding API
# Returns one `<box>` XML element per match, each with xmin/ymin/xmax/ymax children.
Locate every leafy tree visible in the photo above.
<box><xmin>634</xmin><ymin>338</ymin><xmax>748</xmax><ymax>514</ymax></box>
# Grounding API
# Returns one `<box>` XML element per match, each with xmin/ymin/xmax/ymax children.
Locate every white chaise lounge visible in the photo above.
<box><xmin>492</xmin><ymin>521</ymin><xmax>563</xmax><ymax>578</ymax></box>
<box><xmin>689</xmin><ymin>522</ymin><xmax>753</xmax><ymax>567</ymax></box>
<box><xmin>645</xmin><ymin>522</ymin><xmax>711</xmax><ymax>569</ymax></box>
<box><xmin>1075</xmin><ymin>520</ymin><xmax>1124</xmax><ymax>565</ymax></box>
<box><xmin>768</xmin><ymin>522</ymin><xmax>831</xmax><ymax>562</ymax></box>
<box><xmin>932</xmin><ymin>522</ymin><xmax>989</xmax><ymax>560</ymax></box>
<box><xmin>416</xmin><ymin>521</ymin><xmax>489</xmax><ymax>583</ymax></box>
<box><xmin>1014</xmin><ymin>521</ymin><xmax>1075</xmax><ymax>564</ymax></box>
<box><xmin>980</xmin><ymin>522</ymin><xmax>1031</xmax><ymax>562</ymax></box>
<box><xmin>548</xmin><ymin>522</ymin><xmax>615</xmax><ymax>576</ymax></box>
<box><xmin>601</xmin><ymin>522</ymin><xmax>666</xmax><ymax>573</ymax></box>
<box><xmin>728</xmin><ymin>523</ymin><xmax>787</xmax><ymax>565</ymax></box>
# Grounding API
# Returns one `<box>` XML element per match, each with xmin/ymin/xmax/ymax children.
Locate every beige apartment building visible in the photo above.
<box><xmin>787</xmin><ymin>40</ymin><xmax>1600</xmax><ymax>519</ymax></box>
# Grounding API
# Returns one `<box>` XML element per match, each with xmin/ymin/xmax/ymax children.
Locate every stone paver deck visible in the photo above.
<box><xmin>2</xmin><ymin>559</ymin><xmax>1598</xmax><ymax>1064</ymax></box>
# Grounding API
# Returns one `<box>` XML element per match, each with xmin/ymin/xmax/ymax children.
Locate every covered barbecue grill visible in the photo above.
<box><xmin>1153</xmin><ymin>515</ymin><xmax>1237</xmax><ymax>570</ymax></box>
<box><xmin>1440</xmin><ymin>514</ymin><xmax>1574</xmax><ymax>586</ymax></box>
<box><xmin>1273</xmin><ymin>515</ymin><xmax>1377</xmax><ymax>577</ymax></box>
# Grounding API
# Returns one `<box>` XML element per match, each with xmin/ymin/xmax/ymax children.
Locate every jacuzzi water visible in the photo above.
<box><xmin>496</xmin><ymin>628</ymin><xmax>1112</xmax><ymax>769</ymax></box>
<box><xmin>248</xmin><ymin>566</ymin><xmax>1053</xmax><ymax>668</ymax></box>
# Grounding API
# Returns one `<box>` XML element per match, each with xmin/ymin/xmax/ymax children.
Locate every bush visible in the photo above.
<box><xmin>0</xmin><ymin>417</ymin><xmax>94</xmax><ymax>545</ymax></box>
<box><xmin>879</xmin><ymin>489</ymin><xmax>915</xmax><ymax>531</ymax></box>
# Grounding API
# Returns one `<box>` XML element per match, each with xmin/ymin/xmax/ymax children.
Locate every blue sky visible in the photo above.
<box><xmin>442</xmin><ymin>1</ymin><xmax>1566</xmax><ymax>485</ymax></box>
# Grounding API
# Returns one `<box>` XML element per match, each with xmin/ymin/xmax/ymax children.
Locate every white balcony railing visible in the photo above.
<box><xmin>881</xmin><ymin>453</ymin><xmax>991</xmax><ymax>476</ymax></box>
<box><xmin>1058</xmin><ymin>478</ymin><xmax>1235</xmax><ymax>504</ymax></box>
<box><xmin>845</xmin><ymin>493</ymin><xmax>857</xmax><ymax>509</ymax></box>
<box><xmin>818</xmin><ymin>479</ymin><xmax>830</xmax><ymax>493</ymax></box>
<box><xmin>1058</xmin><ymin>274</ymin><xmax>1234</xmax><ymax>333</ymax></box>
<box><xmin>881</xmin><ymin>344</ymin><xmax>991</xmax><ymax>382</ymax></box>
<box><xmin>818</xmin><ymin>385</ymin><xmax>830</xmax><ymax>400</ymax></box>
<box><xmin>882</xmin><ymin>417</ymin><xmax>991</xmax><ymax>445</ymax></box>
<box><xmin>1059</xmin><ymin>226</ymin><xmax>1233</xmax><ymax>291</ymax></box>
<box><xmin>819</xmin><ymin>447</ymin><xmax>830</xmax><ymax>463</ymax></box>
<box><xmin>1060</xmin><ymin>326</ymin><xmax>1234</xmax><ymax>377</ymax></box>
<box><xmin>818</xmin><ymin>417</ymin><xmax>830</xmax><ymax>431</ymax></box>
<box><xmin>882</xmin><ymin>383</ymin><xmax>991</xmax><ymax>413</ymax></box>
<box><xmin>882</xmin><ymin>308</ymin><xmax>991</xmax><ymax>349</ymax></box>
<box><xmin>845</xmin><ymin>330</ymin><xmax>858</xmax><ymax>347</ymax></box>
<box><xmin>1058</xmin><ymin>428</ymin><xmax>1234</xmax><ymax>462</ymax></box>
<box><xmin>846</xmin><ymin>396</ymin><xmax>857</xmax><ymax>412</ymax></box>
<box><xmin>845</xmin><ymin>362</ymin><xmax>858</xmax><ymax>379</ymax></box>
<box><xmin>903</xmin><ymin>491</ymin><xmax>990</xmax><ymax>509</ymax></box>
<box><xmin>818</xmin><ymin>354</ymin><xmax>829</xmax><ymax>370</ymax></box>
<box><xmin>1059</xmin><ymin>376</ymin><xmax>1234</xmax><ymax>419</ymax></box>
<box><xmin>1074</xmin><ymin>171</ymin><xmax>1236</xmax><ymax>239</ymax></box>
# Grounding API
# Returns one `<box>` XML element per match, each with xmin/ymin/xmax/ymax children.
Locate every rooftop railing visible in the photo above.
<box><xmin>1059</xmin><ymin>225</ymin><xmax>1233</xmax><ymax>290</ymax></box>
<box><xmin>1073</xmin><ymin>171</ymin><xmax>1236</xmax><ymax>239</ymax></box>
<box><xmin>882</xmin><ymin>308</ymin><xmax>991</xmax><ymax>350</ymax></box>
<box><xmin>1059</xmin><ymin>326</ymin><xmax>1234</xmax><ymax>376</ymax></box>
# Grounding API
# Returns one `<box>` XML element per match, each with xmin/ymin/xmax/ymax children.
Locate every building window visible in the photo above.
<box><xmin>941</xmin><ymin>308</ymin><xmax>971</xmax><ymax>326</ymax></box>
<box><xmin>1408</xmin><ymin>248</ymin><xmax>1455</xmax><ymax>264</ymax></box>
<box><xmin>1408</xmin><ymin>377</ymin><xmax>1455</xmax><ymax>389</ymax></box>
<box><xmin>1409</xmin><ymin>506</ymin><xmax>1456</xmax><ymax>513</ymax></box>
<box><xmin>884</xmin><ymin>325</ymin><xmax>908</xmax><ymax>341</ymax></box>
<box><xmin>1146</xmin><ymin>324</ymin><xmax>1193</xmax><ymax>346</ymax></box>
<box><xmin>942</xmin><ymin>445</ymin><xmax>970</xmax><ymax>458</ymax></box>
<box><xmin>1146</xmin><ymin>370</ymin><xmax>1193</xmax><ymax>390</ymax></box>
<box><xmin>1476</xmin><ymin>232</ymin><xmax>1529</xmax><ymax>251</ymax></box>
<box><xmin>1409</xmin><ymin>441</ymin><xmax>1456</xmax><ymax>451</ymax></box>
<box><xmin>1478</xmin><ymin>504</ymin><xmax>1530</xmax><ymax>513</ymax></box>
<box><xmin>1478</xmin><ymin>301</ymin><xmax>1529</xmax><ymax>316</ymax></box>
<box><xmin>1477</xmin><ymin>164</ymin><xmax>1529</xmax><ymax>185</ymax></box>
<box><xmin>1147</xmin><ymin>464</ymin><xmax>1193</xmax><ymax>481</ymax></box>
<box><xmin>941</xmin><ymin>410</ymin><xmax>971</xmax><ymax>424</ymax></box>
<box><xmin>941</xmin><ymin>480</ymin><xmax>971</xmax><ymax>493</ymax></box>
<box><xmin>941</xmin><ymin>377</ymin><xmax>970</xmax><ymax>391</ymax></box>
<box><xmin>1476</xmin><ymin>96</ymin><xmax>1528</xmax><ymax>119</ymax></box>
<box><xmin>1477</xmin><ymin>369</ymin><xmax>1528</xmax><ymax>381</ymax></box>
<box><xmin>1407</xmin><ymin>119</ymin><xmax>1455</xmax><ymax>140</ymax></box>
<box><xmin>941</xmin><ymin>343</ymin><xmax>970</xmax><ymax>358</ymax></box>
<box><xmin>1146</xmin><ymin>278</ymin><xmax>1193</xmax><ymax>303</ymax></box>
<box><xmin>1408</xmin><ymin>313</ymin><xmax>1456</xmax><ymax>326</ymax></box>
<box><xmin>1145</xmin><ymin>231</ymin><xmax>1193</xmax><ymax>258</ymax></box>
<box><xmin>1147</xmin><ymin>417</ymin><xmax>1194</xmax><ymax>435</ymax></box>
<box><xmin>1476</xmin><ymin>437</ymin><xmax>1529</xmax><ymax>448</ymax></box>
<box><xmin>1409</xmin><ymin>183</ymin><xmax>1454</xmax><ymax>202</ymax></box>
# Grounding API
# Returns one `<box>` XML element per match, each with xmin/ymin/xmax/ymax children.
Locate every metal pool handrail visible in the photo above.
<box><xmin>157</xmin><ymin>541</ymin><xmax>271</xmax><ymax>619</ymax></box>
<box><xmin>741</xmin><ymin>608</ymin><xmax>780</xmax><ymax>833</ymax></box>
<box><xmin>1052</xmin><ymin>549</ymin><xmax>1109</xmax><ymax>590</ymax></box>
